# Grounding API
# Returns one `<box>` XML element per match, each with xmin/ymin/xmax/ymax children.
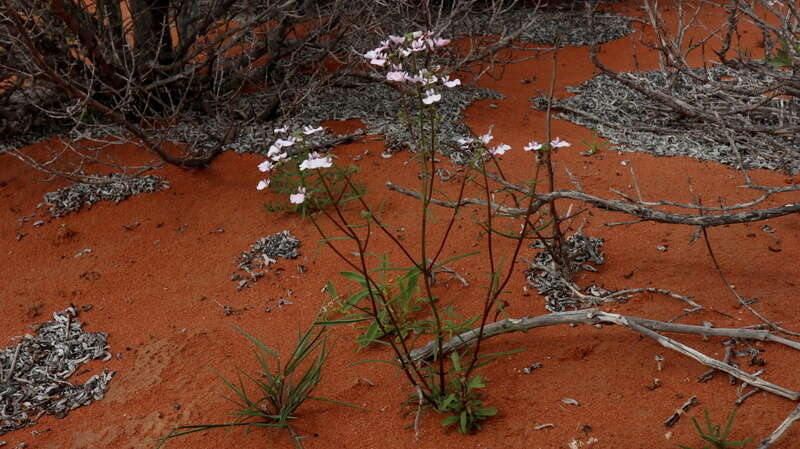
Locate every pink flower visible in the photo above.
<box><xmin>524</xmin><ymin>141</ymin><xmax>542</xmax><ymax>152</ymax></box>
<box><xmin>457</xmin><ymin>137</ymin><xmax>474</xmax><ymax>146</ymax></box>
<box><xmin>273</xmin><ymin>125</ymin><xmax>289</xmax><ymax>134</ymax></box>
<box><xmin>386</xmin><ymin>71</ymin><xmax>408</xmax><ymax>82</ymax></box>
<box><xmin>491</xmin><ymin>144</ymin><xmax>511</xmax><ymax>155</ymax></box>
<box><xmin>256</xmin><ymin>179</ymin><xmax>270</xmax><ymax>190</ymax></box>
<box><xmin>422</xmin><ymin>89</ymin><xmax>441</xmax><ymax>105</ymax></box>
<box><xmin>434</xmin><ymin>37</ymin><xmax>451</xmax><ymax>47</ymax></box>
<box><xmin>267</xmin><ymin>145</ymin><xmax>283</xmax><ymax>158</ymax></box>
<box><xmin>299</xmin><ymin>152</ymin><xmax>333</xmax><ymax>170</ymax></box>
<box><xmin>363</xmin><ymin>49</ymin><xmax>382</xmax><ymax>60</ymax></box>
<box><xmin>289</xmin><ymin>187</ymin><xmax>306</xmax><ymax>204</ymax></box>
<box><xmin>443</xmin><ymin>77</ymin><xmax>461</xmax><ymax>88</ymax></box>
<box><xmin>258</xmin><ymin>160</ymin><xmax>273</xmax><ymax>172</ymax></box>
<box><xmin>364</xmin><ymin>48</ymin><xmax>387</xmax><ymax>66</ymax></box>
<box><xmin>389</xmin><ymin>34</ymin><xmax>405</xmax><ymax>44</ymax></box>
<box><xmin>303</xmin><ymin>125</ymin><xmax>324</xmax><ymax>135</ymax></box>
<box><xmin>410</xmin><ymin>39</ymin><xmax>426</xmax><ymax>53</ymax></box>
<box><xmin>275</xmin><ymin>137</ymin><xmax>296</xmax><ymax>148</ymax></box>
<box><xmin>479</xmin><ymin>131</ymin><xmax>493</xmax><ymax>145</ymax></box>
<box><xmin>550</xmin><ymin>137</ymin><xmax>571</xmax><ymax>148</ymax></box>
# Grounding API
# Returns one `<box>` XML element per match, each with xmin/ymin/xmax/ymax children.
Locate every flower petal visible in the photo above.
<box><xmin>491</xmin><ymin>143</ymin><xmax>511</xmax><ymax>155</ymax></box>
<box><xmin>258</xmin><ymin>160</ymin><xmax>273</xmax><ymax>172</ymax></box>
<box><xmin>422</xmin><ymin>89</ymin><xmax>441</xmax><ymax>105</ymax></box>
<box><xmin>523</xmin><ymin>141</ymin><xmax>543</xmax><ymax>152</ymax></box>
<box><xmin>299</xmin><ymin>152</ymin><xmax>333</xmax><ymax>170</ymax></box>
<box><xmin>289</xmin><ymin>187</ymin><xmax>306</xmax><ymax>204</ymax></box>
<box><xmin>303</xmin><ymin>125</ymin><xmax>324</xmax><ymax>135</ymax></box>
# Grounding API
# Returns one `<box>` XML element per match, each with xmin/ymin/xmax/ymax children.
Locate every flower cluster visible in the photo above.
<box><xmin>523</xmin><ymin>137</ymin><xmax>571</xmax><ymax>152</ymax></box>
<box><xmin>457</xmin><ymin>129</ymin><xmax>571</xmax><ymax>162</ymax></box>
<box><xmin>256</xmin><ymin>125</ymin><xmax>331</xmax><ymax>204</ymax></box>
<box><xmin>364</xmin><ymin>31</ymin><xmax>460</xmax><ymax>105</ymax></box>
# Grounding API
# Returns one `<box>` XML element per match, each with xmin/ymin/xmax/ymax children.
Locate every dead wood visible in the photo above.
<box><xmin>407</xmin><ymin>309</ymin><xmax>800</xmax><ymax>400</ymax></box>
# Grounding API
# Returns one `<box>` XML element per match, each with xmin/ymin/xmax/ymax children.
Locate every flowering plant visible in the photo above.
<box><xmin>255</xmin><ymin>30</ymin><xmax>572</xmax><ymax>435</ymax></box>
<box><xmin>257</xmin><ymin>125</ymin><xmax>364</xmax><ymax>216</ymax></box>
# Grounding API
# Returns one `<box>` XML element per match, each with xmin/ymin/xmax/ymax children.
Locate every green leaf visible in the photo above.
<box><xmin>478</xmin><ymin>348</ymin><xmax>526</xmax><ymax>359</ymax></box>
<box><xmin>315</xmin><ymin>318</ymin><xmax>370</xmax><ymax>325</ymax></box>
<box><xmin>340</xmin><ymin>271</ymin><xmax>367</xmax><ymax>284</ymax></box>
<box><xmin>307</xmin><ymin>396</ymin><xmax>366</xmax><ymax>410</ymax></box>
<box><xmin>441</xmin><ymin>415</ymin><xmax>459</xmax><ymax>427</ymax></box>
<box><xmin>467</xmin><ymin>375</ymin><xmax>486</xmax><ymax>390</ymax></box>
<box><xmin>475</xmin><ymin>407</ymin><xmax>497</xmax><ymax>417</ymax></box>
<box><xmin>230</xmin><ymin>326</ymin><xmax>279</xmax><ymax>358</ymax></box>
<box><xmin>450</xmin><ymin>352</ymin><xmax>462</xmax><ymax>373</ymax></box>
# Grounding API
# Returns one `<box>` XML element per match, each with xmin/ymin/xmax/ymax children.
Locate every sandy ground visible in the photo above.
<box><xmin>2</xmin><ymin>2</ymin><xmax>800</xmax><ymax>448</ymax></box>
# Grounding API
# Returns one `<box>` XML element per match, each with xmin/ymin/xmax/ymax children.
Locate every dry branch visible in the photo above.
<box><xmin>386</xmin><ymin>181</ymin><xmax>800</xmax><ymax>227</ymax></box>
<box><xmin>407</xmin><ymin>309</ymin><xmax>800</xmax><ymax>400</ymax></box>
<box><xmin>757</xmin><ymin>403</ymin><xmax>800</xmax><ymax>449</ymax></box>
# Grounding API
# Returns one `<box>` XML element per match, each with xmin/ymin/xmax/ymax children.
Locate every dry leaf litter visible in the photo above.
<box><xmin>0</xmin><ymin>307</ymin><xmax>113</xmax><ymax>436</ymax></box>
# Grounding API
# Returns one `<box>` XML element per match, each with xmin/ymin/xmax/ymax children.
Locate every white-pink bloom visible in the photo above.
<box><xmin>407</xmin><ymin>72</ymin><xmax>424</xmax><ymax>84</ymax></box>
<box><xmin>479</xmin><ymin>131</ymin><xmax>493</xmax><ymax>145</ymax></box>
<box><xmin>411</xmin><ymin>31</ymin><xmax>424</xmax><ymax>39</ymax></box>
<box><xmin>422</xmin><ymin>89</ymin><xmax>441</xmax><ymax>105</ymax></box>
<box><xmin>258</xmin><ymin>160</ymin><xmax>274</xmax><ymax>172</ymax></box>
<box><xmin>299</xmin><ymin>152</ymin><xmax>333</xmax><ymax>170</ymax></box>
<box><xmin>275</xmin><ymin>137</ymin><xmax>296</xmax><ymax>148</ymax></box>
<box><xmin>410</xmin><ymin>39</ymin><xmax>426</xmax><ymax>53</ymax></box>
<box><xmin>370</xmin><ymin>57</ymin><xmax>387</xmax><ymax>66</ymax></box>
<box><xmin>389</xmin><ymin>34</ymin><xmax>405</xmax><ymax>44</ymax></box>
<box><xmin>273</xmin><ymin>125</ymin><xmax>289</xmax><ymax>134</ymax></box>
<box><xmin>443</xmin><ymin>77</ymin><xmax>461</xmax><ymax>88</ymax></box>
<box><xmin>524</xmin><ymin>141</ymin><xmax>543</xmax><ymax>152</ymax></box>
<box><xmin>303</xmin><ymin>125</ymin><xmax>324</xmax><ymax>135</ymax></box>
<box><xmin>457</xmin><ymin>137</ymin><xmax>474</xmax><ymax>146</ymax></box>
<box><xmin>364</xmin><ymin>49</ymin><xmax>383</xmax><ymax>60</ymax></box>
<box><xmin>267</xmin><ymin>144</ymin><xmax>283</xmax><ymax>158</ymax></box>
<box><xmin>386</xmin><ymin>71</ymin><xmax>408</xmax><ymax>82</ymax></box>
<box><xmin>550</xmin><ymin>137</ymin><xmax>571</xmax><ymax>148</ymax></box>
<box><xmin>289</xmin><ymin>187</ymin><xmax>306</xmax><ymax>204</ymax></box>
<box><xmin>434</xmin><ymin>37</ymin><xmax>451</xmax><ymax>47</ymax></box>
<box><xmin>491</xmin><ymin>143</ymin><xmax>511</xmax><ymax>155</ymax></box>
<box><xmin>256</xmin><ymin>179</ymin><xmax>270</xmax><ymax>190</ymax></box>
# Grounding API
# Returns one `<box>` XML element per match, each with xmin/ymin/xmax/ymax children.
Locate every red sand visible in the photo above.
<box><xmin>2</xmin><ymin>2</ymin><xmax>799</xmax><ymax>448</ymax></box>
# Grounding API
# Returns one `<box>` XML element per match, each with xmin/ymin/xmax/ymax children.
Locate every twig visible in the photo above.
<box><xmin>735</xmin><ymin>387</ymin><xmax>762</xmax><ymax>406</ymax></box>
<box><xmin>427</xmin><ymin>258</ymin><xmax>469</xmax><ymax>287</ymax></box>
<box><xmin>702</xmin><ymin>227</ymin><xmax>800</xmax><ymax>337</ymax></box>
<box><xmin>414</xmin><ymin>385</ymin><xmax>423</xmax><ymax>441</ymax></box>
<box><xmin>4</xmin><ymin>343</ymin><xmax>21</xmax><ymax>383</ymax></box>
<box><xmin>664</xmin><ymin>396</ymin><xmax>698</xmax><ymax>427</ymax></box>
<box><xmin>756</xmin><ymin>404</ymin><xmax>800</xmax><ymax>449</ymax></box>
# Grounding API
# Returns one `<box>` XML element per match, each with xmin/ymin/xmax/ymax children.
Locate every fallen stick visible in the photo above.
<box><xmin>756</xmin><ymin>404</ymin><xmax>800</xmax><ymax>449</ymax></box>
<box><xmin>407</xmin><ymin>309</ymin><xmax>800</xmax><ymax>401</ymax></box>
<box><xmin>664</xmin><ymin>396</ymin><xmax>698</xmax><ymax>428</ymax></box>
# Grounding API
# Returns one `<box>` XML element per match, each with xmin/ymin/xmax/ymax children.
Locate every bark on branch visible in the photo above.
<box><xmin>407</xmin><ymin>309</ymin><xmax>800</xmax><ymax>401</ymax></box>
<box><xmin>386</xmin><ymin>181</ymin><xmax>800</xmax><ymax>227</ymax></box>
